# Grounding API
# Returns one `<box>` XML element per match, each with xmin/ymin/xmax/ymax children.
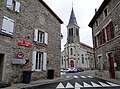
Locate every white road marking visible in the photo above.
<box><xmin>99</xmin><ymin>81</ymin><xmax>110</xmax><ymax>87</ymax></box>
<box><xmin>83</xmin><ymin>82</ymin><xmax>93</xmax><ymax>87</ymax></box>
<box><xmin>87</xmin><ymin>76</ymin><xmax>93</xmax><ymax>78</ymax></box>
<box><xmin>75</xmin><ymin>88</ymin><xmax>80</xmax><ymax>89</ymax></box>
<box><xmin>75</xmin><ymin>82</ymin><xmax>83</xmax><ymax>88</ymax></box>
<box><xmin>73</xmin><ymin>76</ymin><xmax>79</xmax><ymax>78</ymax></box>
<box><xmin>80</xmin><ymin>76</ymin><xmax>86</xmax><ymax>78</ymax></box>
<box><xmin>66</xmin><ymin>76</ymin><xmax>70</xmax><ymax>78</ymax></box>
<box><xmin>66</xmin><ymin>82</ymin><xmax>74</xmax><ymax>88</ymax></box>
<box><xmin>107</xmin><ymin>82</ymin><xmax>120</xmax><ymax>86</ymax></box>
<box><xmin>91</xmin><ymin>82</ymin><xmax>102</xmax><ymax>87</ymax></box>
<box><xmin>56</xmin><ymin>82</ymin><xmax>64</xmax><ymax>88</ymax></box>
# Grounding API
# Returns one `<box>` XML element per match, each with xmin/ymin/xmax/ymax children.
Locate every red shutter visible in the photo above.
<box><xmin>109</xmin><ymin>21</ymin><xmax>114</xmax><ymax>39</ymax></box>
<box><xmin>93</xmin><ymin>36</ymin><xmax>97</xmax><ymax>48</ymax></box>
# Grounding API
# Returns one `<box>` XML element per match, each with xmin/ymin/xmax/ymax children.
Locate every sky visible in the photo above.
<box><xmin>44</xmin><ymin>0</ymin><xmax>104</xmax><ymax>51</ymax></box>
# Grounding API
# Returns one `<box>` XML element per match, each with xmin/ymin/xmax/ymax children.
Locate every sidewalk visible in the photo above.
<box><xmin>1</xmin><ymin>76</ymin><xmax>72</xmax><ymax>89</ymax></box>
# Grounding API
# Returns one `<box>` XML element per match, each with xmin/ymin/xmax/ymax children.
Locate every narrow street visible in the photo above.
<box><xmin>31</xmin><ymin>71</ymin><xmax>120</xmax><ymax>89</ymax></box>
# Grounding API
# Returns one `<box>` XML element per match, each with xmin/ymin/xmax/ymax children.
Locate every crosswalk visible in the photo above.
<box><xmin>66</xmin><ymin>75</ymin><xmax>94</xmax><ymax>79</ymax></box>
<box><xmin>56</xmin><ymin>75</ymin><xmax>120</xmax><ymax>89</ymax></box>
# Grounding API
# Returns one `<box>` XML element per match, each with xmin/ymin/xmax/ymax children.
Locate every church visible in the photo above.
<box><xmin>61</xmin><ymin>7</ymin><xmax>94</xmax><ymax>70</ymax></box>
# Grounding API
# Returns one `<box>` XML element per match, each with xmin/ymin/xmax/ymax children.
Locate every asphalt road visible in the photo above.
<box><xmin>33</xmin><ymin>71</ymin><xmax>120</xmax><ymax>89</ymax></box>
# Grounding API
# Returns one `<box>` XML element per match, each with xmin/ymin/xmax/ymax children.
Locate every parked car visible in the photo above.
<box><xmin>69</xmin><ymin>68</ymin><xmax>77</xmax><ymax>73</ymax></box>
<box><xmin>60</xmin><ymin>68</ymin><xmax>71</xmax><ymax>73</ymax></box>
<box><xmin>76</xmin><ymin>68</ymin><xmax>82</xmax><ymax>72</ymax></box>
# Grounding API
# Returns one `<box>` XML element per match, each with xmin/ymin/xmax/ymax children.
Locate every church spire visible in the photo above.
<box><xmin>67</xmin><ymin>7</ymin><xmax>78</xmax><ymax>26</ymax></box>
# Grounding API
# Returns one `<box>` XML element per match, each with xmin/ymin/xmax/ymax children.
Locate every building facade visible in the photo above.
<box><xmin>0</xmin><ymin>0</ymin><xmax>63</xmax><ymax>84</ymax></box>
<box><xmin>89</xmin><ymin>0</ymin><xmax>120</xmax><ymax>79</ymax></box>
<box><xmin>61</xmin><ymin>8</ymin><xmax>94</xmax><ymax>70</ymax></box>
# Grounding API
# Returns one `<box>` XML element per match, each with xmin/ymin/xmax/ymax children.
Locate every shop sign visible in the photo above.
<box><xmin>11</xmin><ymin>59</ymin><xmax>26</xmax><ymax>64</ymax></box>
<box><xmin>18</xmin><ymin>40</ymin><xmax>32</xmax><ymax>47</ymax></box>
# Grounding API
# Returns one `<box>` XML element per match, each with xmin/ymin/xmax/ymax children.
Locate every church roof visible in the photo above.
<box><xmin>67</xmin><ymin>7</ymin><xmax>78</xmax><ymax>26</ymax></box>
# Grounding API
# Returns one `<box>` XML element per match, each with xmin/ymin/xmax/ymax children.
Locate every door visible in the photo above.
<box><xmin>108</xmin><ymin>53</ymin><xmax>115</xmax><ymax>79</ymax></box>
<box><xmin>70</xmin><ymin>60</ymin><xmax>74</xmax><ymax>67</ymax></box>
<box><xmin>0</xmin><ymin>54</ymin><xmax>4</xmax><ymax>82</ymax></box>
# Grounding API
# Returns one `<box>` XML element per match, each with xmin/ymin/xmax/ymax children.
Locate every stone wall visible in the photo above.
<box><xmin>0</xmin><ymin>0</ymin><xmax>62</xmax><ymax>84</ymax></box>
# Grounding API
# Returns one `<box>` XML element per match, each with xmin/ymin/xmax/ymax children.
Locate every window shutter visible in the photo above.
<box><xmin>44</xmin><ymin>32</ymin><xmax>48</xmax><ymax>44</ymax></box>
<box><xmin>2</xmin><ymin>16</ymin><xmax>14</xmax><ymax>35</ymax></box>
<box><xmin>15</xmin><ymin>1</ymin><xmax>20</xmax><ymax>12</ymax></box>
<box><xmin>43</xmin><ymin>52</ymin><xmax>47</xmax><ymax>71</ymax></box>
<box><xmin>32</xmin><ymin>51</ymin><xmax>36</xmax><ymax>71</ymax></box>
<box><xmin>6</xmin><ymin>0</ymin><xmax>13</xmax><ymax>10</ymax></box>
<box><xmin>34</xmin><ymin>29</ymin><xmax>38</xmax><ymax>42</ymax></box>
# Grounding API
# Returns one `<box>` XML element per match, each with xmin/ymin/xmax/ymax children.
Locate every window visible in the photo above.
<box><xmin>105</xmin><ymin>21</ymin><xmax>114</xmax><ymax>41</ymax></box>
<box><xmin>32</xmin><ymin>51</ymin><xmax>47</xmax><ymax>71</ymax></box>
<box><xmin>70</xmin><ymin>48</ymin><xmax>73</xmax><ymax>55</ymax></box>
<box><xmin>6</xmin><ymin>0</ymin><xmax>20</xmax><ymax>12</ymax></box>
<box><xmin>103</xmin><ymin>7</ymin><xmax>108</xmax><ymax>18</ymax></box>
<box><xmin>76</xmin><ymin>28</ymin><xmax>79</xmax><ymax>36</ymax></box>
<box><xmin>34</xmin><ymin>29</ymin><xmax>48</xmax><ymax>44</ymax></box>
<box><xmin>69</xmin><ymin>28</ymin><xmax>73</xmax><ymax>36</ymax></box>
<box><xmin>1</xmin><ymin>16</ymin><xmax>14</xmax><ymax>35</ymax></box>
<box><xmin>82</xmin><ymin>54</ymin><xmax>84</xmax><ymax>64</ymax></box>
<box><xmin>97</xmin><ymin>55</ymin><xmax>103</xmax><ymax>70</ymax></box>
<box><xmin>95</xmin><ymin>19</ymin><xmax>99</xmax><ymax>27</ymax></box>
<box><xmin>115</xmin><ymin>24</ymin><xmax>118</xmax><ymax>32</ymax></box>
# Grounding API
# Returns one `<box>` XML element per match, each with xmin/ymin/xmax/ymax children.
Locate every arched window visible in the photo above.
<box><xmin>82</xmin><ymin>54</ymin><xmax>84</xmax><ymax>64</ymax></box>
<box><xmin>70</xmin><ymin>48</ymin><xmax>73</xmax><ymax>55</ymax></box>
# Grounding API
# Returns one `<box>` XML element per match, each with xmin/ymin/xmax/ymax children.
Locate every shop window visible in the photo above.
<box><xmin>1</xmin><ymin>16</ymin><xmax>14</xmax><ymax>35</ymax></box>
<box><xmin>32</xmin><ymin>51</ymin><xmax>47</xmax><ymax>71</ymax></box>
<box><xmin>34</xmin><ymin>29</ymin><xmax>48</xmax><ymax>44</ymax></box>
<box><xmin>6</xmin><ymin>0</ymin><xmax>20</xmax><ymax>12</ymax></box>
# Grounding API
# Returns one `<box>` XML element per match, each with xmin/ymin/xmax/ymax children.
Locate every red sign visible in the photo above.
<box><xmin>18</xmin><ymin>40</ymin><xmax>32</xmax><ymax>47</ymax></box>
<box><xmin>17</xmin><ymin>52</ymin><xmax>24</xmax><ymax>59</ymax></box>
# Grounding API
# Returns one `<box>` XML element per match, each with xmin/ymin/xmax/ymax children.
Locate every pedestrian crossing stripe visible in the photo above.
<box><xmin>80</xmin><ymin>76</ymin><xmax>86</xmax><ymax>78</ymax></box>
<box><xmin>83</xmin><ymin>82</ymin><xmax>93</xmax><ymax>87</ymax></box>
<box><xmin>99</xmin><ymin>81</ymin><xmax>110</xmax><ymax>87</ymax></box>
<box><xmin>66</xmin><ymin>76</ymin><xmax>70</xmax><ymax>78</ymax></box>
<box><xmin>73</xmin><ymin>76</ymin><xmax>79</xmax><ymax>78</ymax></box>
<box><xmin>91</xmin><ymin>82</ymin><xmax>101</xmax><ymax>87</ymax></box>
<box><xmin>87</xmin><ymin>76</ymin><xmax>93</xmax><ymax>78</ymax></box>
<box><xmin>107</xmin><ymin>82</ymin><xmax>120</xmax><ymax>86</ymax></box>
<box><xmin>75</xmin><ymin>82</ymin><xmax>83</xmax><ymax>88</ymax></box>
<box><xmin>66</xmin><ymin>82</ymin><xmax>74</xmax><ymax>88</ymax></box>
<box><xmin>56</xmin><ymin>82</ymin><xmax>64</xmax><ymax>88</ymax></box>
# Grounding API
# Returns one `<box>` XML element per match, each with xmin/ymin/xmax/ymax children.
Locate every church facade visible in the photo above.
<box><xmin>61</xmin><ymin>8</ymin><xmax>94</xmax><ymax>70</ymax></box>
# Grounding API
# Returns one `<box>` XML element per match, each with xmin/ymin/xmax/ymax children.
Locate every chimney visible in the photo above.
<box><xmin>95</xmin><ymin>8</ymin><xmax>97</xmax><ymax>13</ymax></box>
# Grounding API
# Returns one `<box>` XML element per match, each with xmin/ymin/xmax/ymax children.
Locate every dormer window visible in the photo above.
<box><xmin>103</xmin><ymin>6</ymin><xmax>108</xmax><ymax>18</ymax></box>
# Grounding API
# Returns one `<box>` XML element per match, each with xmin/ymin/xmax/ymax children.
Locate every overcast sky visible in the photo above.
<box><xmin>44</xmin><ymin>0</ymin><xmax>104</xmax><ymax>51</ymax></box>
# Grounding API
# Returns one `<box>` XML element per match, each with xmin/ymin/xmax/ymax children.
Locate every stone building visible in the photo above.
<box><xmin>0</xmin><ymin>0</ymin><xmax>63</xmax><ymax>84</ymax></box>
<box><xmin>89</xmin><ymin>0</ymin><xmax>120</xmax><ymax>79</ymax></box>
<box><xmin>61</xmin><ymin>8</ymin><xmax>94</xmax><ymax>70</ymax></box>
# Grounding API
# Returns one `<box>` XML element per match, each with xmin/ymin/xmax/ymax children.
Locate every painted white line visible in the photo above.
<box><xmin>107</xmin><ymin>82</ymin><xmax>120</xmax><ymax>86</ymax></box>
<box><xmin>80</xmin><ymin>76</ymin><xmax>86</xmax><ymax>78</ymax></box>
<box><xmin>73</xmin><ymin>76</ymin><xmax>79</xmax><ymax>78</ymax></box>
<box><xmin>91</xmin><ymin>82</ymin><xmax>102</xmax><ymax>87</ymax></box>
<box><xmin>56</xmin><ymin>82</ymin><xmax>64</xmax><ymax>88</ymax></box>
<box><xmin>83</xmin><ymin>82</ymin><xmax>93</xmax><ymax>87</ymax></box>
<box><xmin>75</xmin><ymin>82</ymin><xmax>83</xmax><ymax>88</ymax></box>
<box><xmin>87</xmin><ymin>76</ymin><xmax>93</xmax><ymax>78</ymax></box>
<box><xmin>75</xmin><ymin>88</ymin><xmax>80</xmax><ymax>89</ymax></box>
<box><xmin>66</xmin><ymin>76</ymin><xmax>70</xmax><ymax>78</ymax></box>
<box><xmin>66</xmin><ymin>82</ymin><xmax>74</xmax><ymax>88</ymax></box>
<box><xmin>99</xmin><ymin>81</ymin><xmax>110</xmax><ymax>87</ymax></box>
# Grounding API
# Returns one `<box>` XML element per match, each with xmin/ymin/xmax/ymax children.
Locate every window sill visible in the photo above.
<box><xmin>34</xmin><ymin>41</ymin><xmax>47</xmax><ymax>47</ymax></box>
<box><xmin>0</xmin><ymin>31</ymin><xmax>13</xmax><ymax>38</ymax></box>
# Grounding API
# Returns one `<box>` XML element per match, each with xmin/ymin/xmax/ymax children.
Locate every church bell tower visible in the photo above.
<box><xmin>67</xmin><ymin>7</ymin><xmax>80</xmax><ymax>44</ymax></box>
